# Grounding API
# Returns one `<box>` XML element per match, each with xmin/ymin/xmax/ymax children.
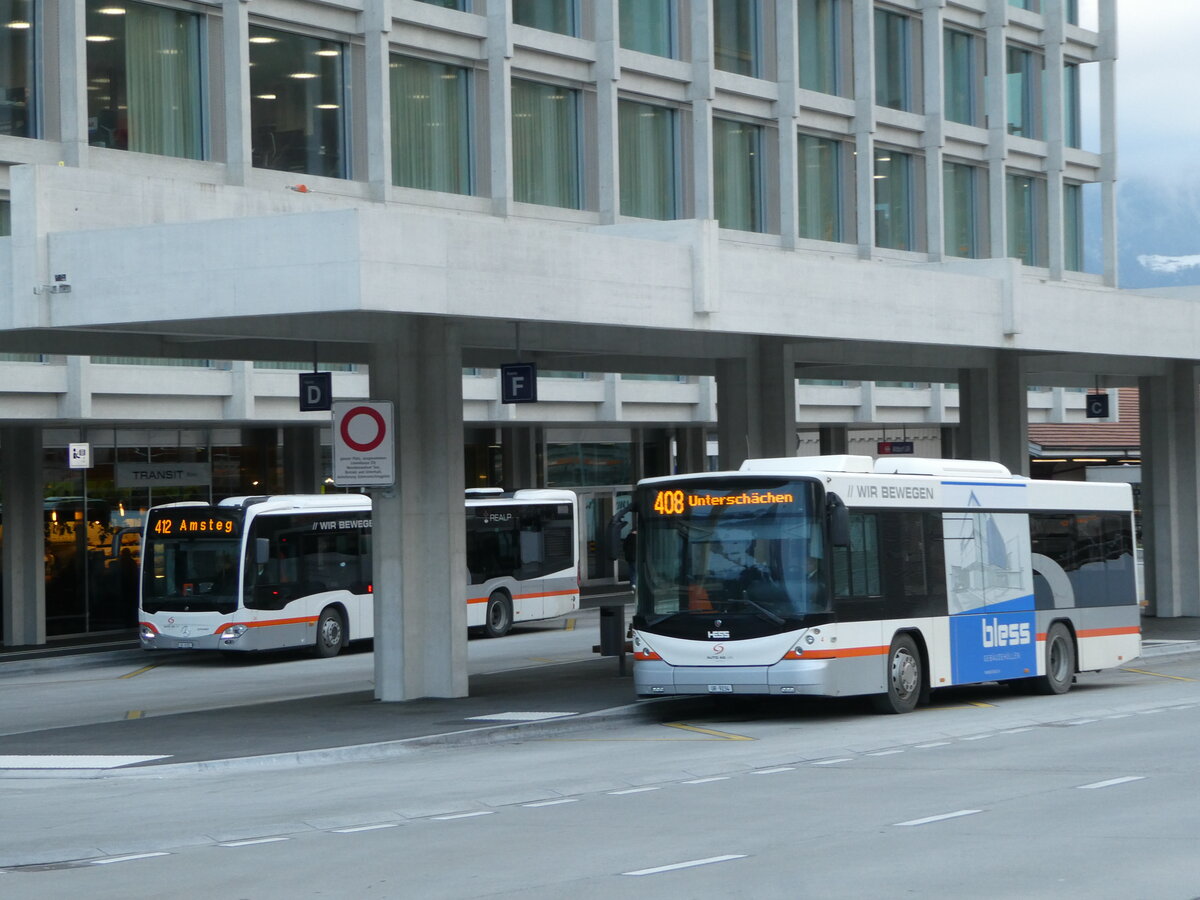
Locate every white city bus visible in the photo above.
<box><xmin>629</xmin><ymin>456</ymin><xmax>1140</xmax><ymax>713</ymax></box>
<box><xmin>138</xmin><ymin>489</ymin><xmax>579</xmax><ymax>656</ymax></box>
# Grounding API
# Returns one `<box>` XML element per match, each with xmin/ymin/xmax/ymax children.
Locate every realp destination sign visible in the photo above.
<box><xmin>116</xmin><ymin>462</ymin><xmax>212</xmax><ymax>488</ymax></box>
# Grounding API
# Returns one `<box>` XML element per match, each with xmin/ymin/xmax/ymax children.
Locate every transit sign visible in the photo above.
<box><xmin>332</xmin><ymin>401</ymin><xmax>395</xmax><ymax>487</ymax></box>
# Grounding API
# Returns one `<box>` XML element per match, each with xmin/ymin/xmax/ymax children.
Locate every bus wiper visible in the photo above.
<box><xmin>726</xmin><ymin>594</ymin><xmax>785</xmax><ymax>625</ymax></box>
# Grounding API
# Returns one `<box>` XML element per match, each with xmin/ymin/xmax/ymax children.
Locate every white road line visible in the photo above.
<box><xmin>91</xmin><ymin>852</ymin><xmax>170</xmax><ymax>865</ymax></box>
<box><xmin>894</xmin><ymin>809</ymin><xmax>982</xmax><ymax>827</ymax></box>
<box><xmin>1138</xmin><ymin>709</ymin><xmax>1165</xmax><ymax>715</ymax></box>
<box><xmin>523</xmin><ymin>799</ymin><xmax>579</xmax><ymax>808</ymax></box>
<box><xmin>608</xmin><ymin>787</ymin><xmax>661</xmax><ymax>795</ymax></box>
<box><xmin>999</xmin><ymin>728</ymin><xmax>1034</xmax><ymax>734</ymax></box>
<box><xmin>812</xmin><ymin>757</ymin><xmax>853</xmax><ymax>765</ymax></box>
<box><xmin>1105</xmin><ymin>714</ymin><xmax>1132</xmax><ymax>720</ymax></box>
<box><xmin>433</xmin><ymin>811</ymin><xmax>494</xmax><ymax>821</ymax></box>
<box><xmin>1077</xmin><ymin>776</ymin><xmax>1146</xmax><ymax>790</ymax></box>
<box><xmin>333</xmin><ymin>823</ymin><xmax>400</xmax><ymax>833</ymax></box>
<box><xmin>962</xmin><ymin>734</ymin><xmax>994</xmax><ymax>741</ymax></box>
<box><xmin>623</xmin><ymin>854</ymin><xmax>748</xmax><ymax>876</ymax></box>
<box><xmin>682</xmin><ymin>776</ymin><xmax>731</xmax><ymax>784</ymax></box>
<box><xmin>915</xmin><ymin>742</ymin><xmax>951</xmax><ymax>748</ymax></box>
<box><xmin>219</xmin><ymin>837</ymin><xmax>289</xmax><ymax>847</ymax></box>
<box><xmin>752</xmin><ymin>767</ymin><xmax>796</xmax><ymax>775</ymax></box>
<box><xmin>1068</xmin><ymin>718</ymin><xmax>1099</xmax><ymax>725</ymax></box>
<box><xmin>868</xmin><ymin>750</ymin><xmax>904</xmax><ymax>757</ymax></box>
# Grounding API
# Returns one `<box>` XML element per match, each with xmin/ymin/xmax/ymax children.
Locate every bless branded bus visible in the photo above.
<box><xmin>138</xmin><ymin>490</ymin><xmax>579</xmax><ymax>656</ymax></box>
<box><xmin>629</xmin><ymin>456</ymin><xmax>1140</xmax><ymax>713</ymax></box>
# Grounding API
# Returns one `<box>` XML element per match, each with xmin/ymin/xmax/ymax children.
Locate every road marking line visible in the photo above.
<box><xmin>623</xmin><ymin>854</ymin><xmax>747</xmax><ymax>876</ymax></box>
<box><xmin>332</xmin><ymin>823</ymin><xmax>400</xmax><ymax>833</ymax></box>
<box><xmin>1077</xmin><ymin>776</ymin><xmax>1146</xmax><ymax>790</ymax></box>
<box><xmin>868</xmin><ymin>749</ymin><xmax>904</xmax><ymax>756</ymax></box>
<box><xmin>999</xmin><ymin>728</ymin><xmax>1034</xmax><ymax>734</ymax></box>
<box><xmin>564</xmin><ymin>619</ymin><xmax>576</xmax><ymax>631</ymax></box>
<box><xmin>682</xmin><ymin>776</ymin><xmax>731</xmax><ymax>784</ymax></box>
<box><xmin>608</xmin><ymin>787</ymin><xmax>661</xmax><ymax>795</ymax></box>
<box><xmin>1068</xmin><ymin>718</ymin><xmax>1098</xmax><ymax>725</ymax></box>
<box><xmin>434</xmin><ymin>811</ymin><xmax>494</xmax><ymax>821</ymax></box>
<box><xmin>1122</xmin><ymin>667</ymin><xmax>1197</xmax><ymax>682</ymax></box>
<box><xmin>966</xmin><ymin>701</ymin><xmax>997</xmax><ymax>708</ymax></box>
<box><xmin>1137</xmin><ymin>709</ymin><xmax>1165</xmax><ymax>715</ymax></box>
<box><xmin>812</xmin><ymin>758</ymin><xmax>853</xmax><ymax>765</ymax></box>
<box><xmin>752</xmin><ymin>767</ymin><xmax>796</xmax><ymax>775</ymax></box>
<box><xmin>125</xmin><ymin>710</ymin><xmax>143</xmax><ymax>720</ymax></box>
<box><xmin>523</xmin><ymin>799</ymin><xmax>580</xmax><ymax>808</ymax></box>
<box><xmin>219</xmin><ymin>837</ymin><xmax>289</xmax><ymax>847</ymax></box>
<box><xmin>1105</xmin><ymin>714</ymin><xmax>1132</xmax><ymax>720</ymax></box>
<box><xmin>91</xmin><ymin>852</ymin><xmax>170</xmax><ymax>865</ymax></box>
<box><xmin>915</xmin><ymin>741</ymin><xmax>951</xmax><ymax>749</ymax></box>
<box><xmin>466</xmin><ymin>712</ymin><xmax>575</xmax><ymax>722</ymax></box>
<box><xmin>119</xmin><ymin>664</ymin><xmax>158</xmax><ymax>680</ymax></box>
<box><xmin>663</xmin><ymin>722</ymin><xmax>754</xmax><ymax>741</ymax></box>
<box><xmin>962</xmin><ymin>734</ymin><xmax>994</xmax><ymax>741</ymax></box>
<box><xmin>895</xmin><ymin>809</ymin><xmax>982</xmax><ymax>827</ymax></box>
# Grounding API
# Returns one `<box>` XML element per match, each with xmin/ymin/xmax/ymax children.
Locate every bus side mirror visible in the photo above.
<box><xmin>827</xmin><ymin>493</ymin><xmax>850</xmax><ymax>548</ymax></box>
<box><xmin>604</xmin><ymin>504</ymin><xmax>635</xmax><ymax>563</ymax></box>
<box><xmin>255</xmin><ymin>538</ymin><xmax>270</xmax><ymax>566</ymax></box>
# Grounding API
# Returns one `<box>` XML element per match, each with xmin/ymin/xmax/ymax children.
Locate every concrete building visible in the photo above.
<box><xmin>3</xmin><ymin>0</ymin><xmax>1200</xmax><ymax>700</ymax></box>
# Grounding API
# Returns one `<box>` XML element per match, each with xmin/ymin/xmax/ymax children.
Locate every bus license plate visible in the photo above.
<box><xmin>177</xmin><ymin>641</ymin><xmax>193</xmax><ymax>649</ymax></box>
<box><xmin>707</xmin><ymin>684</ymin><xmax>733</xmax><ymax>693</ymax></box>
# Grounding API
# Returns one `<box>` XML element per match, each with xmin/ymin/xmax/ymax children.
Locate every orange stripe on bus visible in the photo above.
<box><xmin>466</xmin><ymin>589</ymin><xmax>579</xmax><ymax>605</ymax></box>
<box><xmin>1076</xmin><ymin>626</ymin><xmax>1141</xmax><ymax>639</ymax></box>
<box><xmin>798</xmin><ymin>646</ymin><xmax>889</xmax><ymax>659</ymax></box>
<box><xmin>214</xmin><ymin>616</ymin><xmax>317</xmax><ymax>635</ymax></box>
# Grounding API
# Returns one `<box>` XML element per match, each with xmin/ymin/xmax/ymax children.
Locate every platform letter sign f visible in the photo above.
<box><xmin>501</xmin><ymin>363</ymin><xmax>538</xmax><ymax>404</ymax></box>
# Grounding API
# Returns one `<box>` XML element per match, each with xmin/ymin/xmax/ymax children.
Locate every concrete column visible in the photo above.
<box><xmin>1139</xmin><ymin>367</ymin><xmax>1200</xmax><ymax>618</ymax></box>
<box><xmin>281</xmin><ymin>427</ymin><xmax>322</xmax><ymax>494</ymax></box>
<box><xmin>716</xmin><ymin>340</ymin><xmax>797</xmax><ymax>469</ymax></box>
<box><xmin>984</xmin><ymin>1</ymin><xmax>1008</xmax><ymax>260</ymax></box>
<box><xmin>957</xmin><ymin>359</ymin><xmax>1027</xmax><ymax>473</ymax></box>
<box><xmin>674</xmin><ymin>427</ymin><xmax>708</xmax><ymax>474</ymax></box>
<box><xmin>922</xmin><ymin>0</ymin><xmax>947</xmax><ymax>261</ymax></box>
<box><xmin>487</xmin><ymin>0</ymin><xmax>514</xmax><ymax>217</ymax></box>
<box><xmin>819</xmin><ymin>426</ymin><xmax>849</xmax><ymax>456</ymax></box>
<box><xmin>1043</xmin><ymin>0</ymin><xmax>1066</xmax><ymax>280</ymax></box>
<box><xmin>58</xmin><ymin>0</ymin><xmax>88</xmax><ymax>167</ymax></box>
<box><xmin>370</xmin><ymin>319</ymin><xmax>467</xmax><ymax>700</ymax></box>
<box><xmin>776</xmin><ymin>0</ymin><xmax>800</xmax><ymax>248</ymax></box>
<box><xmin>1097</xmin><ymin>0</ymin><xmax>1118</xmax><ymax>287</ymax></box>
<box><xmin>595</xmin><ymin>0</ymin><xmax>619</xmax><ymax>223</ymax></box>
<box><xmin>852</xmin><ymin>0</ymin><xmax>876</xmax><ymax>258</ymax></box>
<box><xmin>957</xmin><ymin>366</ymin><xmax>997</xmax><ymax>462</ymax></box>
<box><xmin>222</xmin><ymin>0</ymin><xmax>252</xmax><ymax>185</ymax></box>
<box><xmin>689</xmin><ymin>0</ymin><xmax>715</xmax><ymax>220</ymax></box>
<box><xmin>2</xmin><ymin>427</ymin><xmax>46</xmax><ymax>646</ymax></box>
<box><xmin>501</xmin><ymin>426</ymin><xmax>539</xmax><ymax>490</ymax></box>
<box><xmin>364</xmin><ymin>0</ymin><xmax>393</xmax><ymax>201</ymax></box>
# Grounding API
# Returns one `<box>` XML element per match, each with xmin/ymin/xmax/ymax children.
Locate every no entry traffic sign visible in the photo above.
<box><xmin>332</xmin><ymin>401</ymin><xmax>394</xmax><ymax>486</ymax></box>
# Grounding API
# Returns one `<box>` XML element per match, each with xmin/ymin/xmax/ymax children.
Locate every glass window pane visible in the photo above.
<box><xmin>875</xmin><ymin>9</ymin><xmax>910</xmax><ymax>111</ymax></box>
<box><xmin>415</xmin><ymin>0</ymin><xmax>467</xmax><ymax>8</ymax></box>
<box><xmin>874</xmin><ymin>149</ymin><xmax>913</xmax><ymax>250</ymax></box>
<box><xmin>797</xmin><ymin>133</ymin><xmax>841</xmax><ymax>241</ymax></box>
<box><xmin>620</xmin><ymin>0</ymin><xmax>673</xmax><ymax>57</ymax></box>
<box><xmin>798</xmin><ymin>0</ymin><xmax>838</xmax><ymax>94</ymax></box>
<box><xmin>86</xmin><ymin>0</ymin><xmax>204</xmax><ymax>159</ymax></box>
<box><xmin>0</xmin><ymin>198</ymin><xmax>10</xmax><ymax>236</ymax></box>
<box><xmin>250</xmin><ymin>27</ymin><xmax>346</xmax><ymax>179</ymax></box>
<box><xmin>943</xmin><ymin>161</ymin><xmax>979</xmax><ymax>258</ymax></box>
<box><xmin>1064</xmin><ymin>182</ymin><xmax>1082</xmax><ymax>272</ymax></box>
<box><xmin>1064</xmin><ymin>63</ymin><xmax>1081</xmax><ymax>148</ymax></box>
<box><xmin>619</xmin><ymin>100</ymin><xmax>677</xmax><ymax>220</ymax></box>
<box><xmin>512</xmin><ymin>79</ymin><xmax>580</xmax><ymax>209</ymax></box>
<box><xmin>1006</xmin><ymin>46</ymin><xmax>1041</xmax><ymax>138</ymax></box>
<box><xmin>713</xmin><ymin>117</ymin><xmax>763</xmax><ymax>232</ymax></box>
<box><xmin>513</xmin><ymin>0</ymin><xmax>575</xmax><ymax>35</ymax></box>
<box><xmin>1</xmin><ymin>0</ymin><xmax>35</xmax><ymax>137</ymax></box>
<box><xmin>943</xmin><ymin>29</ymin><xmax>976</xmax><ymax>125</ymax></box>
<box><xmin>1006</xmin><ymin>173</ymin><xmax>1045</xmax><ymax>266</ymax></box>
<box><xmin>713</xmin><ymin>0</ymin><xmax>760</xmax><ymax>77</ymax></box>
<box><xmin>390</xmin><ymin>56</ymin><xmax>471</xmax><ymax>194</ymax></box>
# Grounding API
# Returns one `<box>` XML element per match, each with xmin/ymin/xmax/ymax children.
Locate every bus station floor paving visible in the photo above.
<box><xmin>0</xmin><ymin>613</ymin><xmax>1197</xmax><ymax>776</ymax></box>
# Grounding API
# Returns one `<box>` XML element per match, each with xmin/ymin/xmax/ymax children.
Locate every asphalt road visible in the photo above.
<box><xmin>2</xmin><ymin>649</ymin><xmax>1199</xmax><ymax>897</ymax></box>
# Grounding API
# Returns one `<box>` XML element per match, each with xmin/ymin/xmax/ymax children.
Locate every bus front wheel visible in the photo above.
<box><xmin>1033</xmin><ymin>623</ymin><xmax>1075</xmax><ymax>695</ymax></box>
<box><xmin>314</xmin><ymin>607</ymin><xmax>344</xmax><ymax>658</ymax></box>
<box><xmin>484</xmin><ymin>592</ymin><xmax>513</xmax><ymax>639</ymax></box>
<box><xmin>872</xmin><ymin>633</ymin><xmax>923</xmax><ymax>714</ymax></box>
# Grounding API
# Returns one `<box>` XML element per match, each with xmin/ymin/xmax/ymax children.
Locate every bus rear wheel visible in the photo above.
<box><xmin>314</xmin><ymin>607</ymin><xmax>344</xmax><ymax>658</ymax></box>
<box><xmin>1033</xmin><ymin>623</ymin><xmax>1075</xmax><ymax>695</ymax></box>
<box><xmin>872</xmin><ymin>633</ymin><xmax>923</xmax><ymax>714</ymax></box>
<box><xmin>483</xmin><ymin>592</ymin><xmax>513</xmax><ymax>639</ymax></box>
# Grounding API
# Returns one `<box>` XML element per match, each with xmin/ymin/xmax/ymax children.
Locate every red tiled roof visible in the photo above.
<box><xmin>1028</xmin><ymin>389</ymin><xmax>1141</xmax><ymax>453</ymax></box>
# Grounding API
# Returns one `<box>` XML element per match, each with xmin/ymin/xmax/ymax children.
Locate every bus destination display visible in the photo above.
<box><xmin>151</xmin><ymin>513</ymin><xmax>240</xmax><ymax>536</ymax></box>
<box><xmin>649</xmin><ymin>488</ymin><xmax>796</xmax><ymax>516</ymax></box>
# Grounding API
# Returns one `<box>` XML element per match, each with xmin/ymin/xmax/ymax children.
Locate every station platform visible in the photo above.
<box><xmin>0</xmin><ymin>611</ymin><xmax>1197</xmax><ymax>778</ymax></box>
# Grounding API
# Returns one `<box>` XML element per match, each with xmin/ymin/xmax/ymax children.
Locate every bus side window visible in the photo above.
<box><xmin>832</xmin><ymin>513</ymin><xmax>881</xmax><ymax>600</ymax></box>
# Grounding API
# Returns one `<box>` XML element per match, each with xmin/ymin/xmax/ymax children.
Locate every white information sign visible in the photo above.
<box><xmin>68</xmin><ymin>442</ymin><xmax>91</xmax><ymax>469</ymax></box>
<box><xmin>332</xmin><ymin>401</ymin><xmax>395</xmax><ymax>487</ymax></box>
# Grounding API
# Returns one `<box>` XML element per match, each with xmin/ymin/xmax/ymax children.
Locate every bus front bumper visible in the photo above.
<box><xmin>634</xmin><ymin>658</ymin><xmax>833</xmax><ymax>697</ymax></box>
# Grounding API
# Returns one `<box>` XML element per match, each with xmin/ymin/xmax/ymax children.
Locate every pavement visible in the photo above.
<box><xmin>1</xmin><ymin>609</ymin><xmax>1198</xmax><ymax>778</ymax></box>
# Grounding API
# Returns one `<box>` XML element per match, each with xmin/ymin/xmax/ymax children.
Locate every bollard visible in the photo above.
<box><xmin>598</xmin><ymin>604</ymin><xmax>627</xmax><ymax>675</ymax></box>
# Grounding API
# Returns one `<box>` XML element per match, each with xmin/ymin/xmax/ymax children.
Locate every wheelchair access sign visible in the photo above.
<box><xmin>332</xmin><ymin>401</ymin><xmax>394</xmax><ymax>487</ymax></box>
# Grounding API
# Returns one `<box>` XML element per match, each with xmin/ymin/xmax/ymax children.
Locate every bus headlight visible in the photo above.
<box><xmin>222</xmin><ymin>624</ymin><xmax>248</xmax><ymax>641</ymax></box>
<box><xmin>140</xmin><ymin>626</ymin><xmax>156</xmax><ymax>641</ymax></box>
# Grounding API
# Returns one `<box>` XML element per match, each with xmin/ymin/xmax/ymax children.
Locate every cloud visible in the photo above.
<box><xmin>1138</xmin><ymin>254</ymin><xmax>1200</xmax><ymax>275</ymax></box>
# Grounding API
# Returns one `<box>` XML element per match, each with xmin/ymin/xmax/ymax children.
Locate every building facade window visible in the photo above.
<box><xmin>1008</xmin><ymin>0</ymin><xmax>1038</xmax><ymax>10</ymax></box>
<box><xmin>618</xmin><ymin>99</ymin><xmax>677</xmax><ymax>220</ymax></box>
<box><xmin>620</xmin><ymin>0</ymin><xmax>674</xmax><ymax>57</ymax></box>
<box><xmin>797</xmin><ymin>132</ymin><xmax>842</xmax><ymax>241</ymax></box>
<box><xmin>798</xmin><ymin>0</ymin><xmax>841</xmax><ymax>95</ymax></box>
<box><xmin>415</xmin><ymin>0</ymin><xmax>468</xmax><ymax>8</ymax></box>
<box><xmin>713</xmin><ymin>0</ymin><xmax>761</xmax><ymax>78</ymax></box>
<box><xmin>874</xmin><ymin>148</ymin><xmax>914</xmax><ymax>250</ymax></box>
<box><xmin>943</xmin><ymin>28</ymin><xmax>980</xmax><ymax>126</ymax></box>
<box><xmin>0</xmin><ymin>197</ymin><xmax>10</xmax><ymax>235</ymax></box>
<box><xmin>713</xmin><ymin>117</ymin><xmax>763</xmax><ymax>232</ymax></box>
<box><xmin>85</xmin><ymin>0</ymin><xmax>204</xmax><ymax>159</ymax></box>
<box><xmin>512</xmin><ymin>79</ymin><xmax>581</xmax><ymax>209</ymax></box>
<box><xmin>1064</xmin><ymin>181</ymin><xmax>1083</xmax><ymax>272</ymax></box>
<box><xmin>249</xmin><ymin>26</ymin><xmax>347</xmax><ymax>178</ymax></box>
<box><xmin>1006</xmin><ymin>45</ymin><xmax>1042</xmax><ymax>138</ymax></box>
<box><xmin>1064</xmin><ymin>62</ymin><xmax>1081</xmax><ymax>148</ymax></box>
<box><xmin>1065</xmin><ymin>0</ymin><xmax>1078</xmax><ymax>24</ymax></box>
<box><xmin>943</xmin><ymin>161</ymin><xmax>982</xmax><ymax>258</ymax></box>
<box><xmin>1007</xmin><ymin>172</ymin><xmax>1046</xmax><ymax>266</ymax></box>
<box><xmin>390</xmin><ymin>56</ymin><xmax>471</xmax><ymax>195</ymax></box>
<box><xmin>1</xmin><ymin>0</ymin><xmax>35</xmax><ymax>137</ymax></box>
<box><xmin>513</xmin><ymin>0</ymin><xmax>576</xmax><ymax>36</ymax></box>
<box><xmin>874</xmin><ymin>8</ymin><xmax>914</xmax><ymax>112</ymax></box>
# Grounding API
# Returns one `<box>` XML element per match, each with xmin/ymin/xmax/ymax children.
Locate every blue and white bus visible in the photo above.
<box><xmin>629</xmin><ymin>456</ymin><xmax>1140</xmax><ymax>713</ymax></box>
<box><xmin>138</xmin><ymin>489</ymin><xmax>580</xmax><ymax>656</ymax></box>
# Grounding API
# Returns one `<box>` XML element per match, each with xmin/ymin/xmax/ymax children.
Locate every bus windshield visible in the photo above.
<box><xmin>141</xmin><ymin>510</ymin><xmax>244</xmax><ymax>615</ymax></box>
<box><xmin>636</xmin><ymin>479</ymin><xmax>829</xmax><ymax>628</ymax></box>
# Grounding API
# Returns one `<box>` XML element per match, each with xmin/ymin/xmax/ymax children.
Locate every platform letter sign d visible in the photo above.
<box><xmin>299</xmin><ymin>372</ymin><xmax>333</xmax><ymax>412</ymax></box>
<box><xmin>1085</xmin><ymin>393</ymin><xmax>1110</xmax><ymax>419</ymax></box>
<box><xmin>501</xmin><ymin>363</ymin><xmax>538</xmax><ymax>404</ymax></box>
